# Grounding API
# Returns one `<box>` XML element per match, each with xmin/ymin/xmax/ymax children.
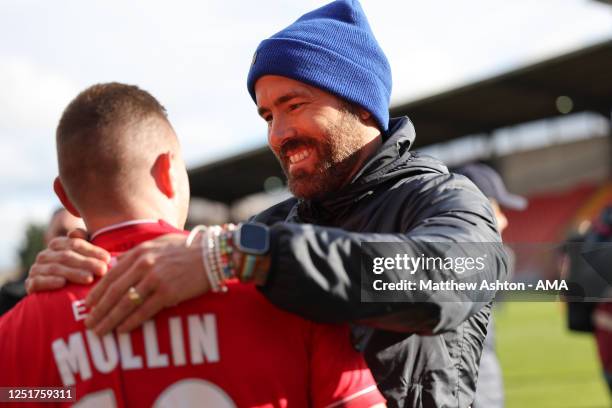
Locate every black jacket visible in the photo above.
<box><xmin>253</xmin><ymin>117</ymin><xmax>508</xmax><ymax>408</ymax></box>
<box><xmin>0</xmin><ymin>278</ymin><xmax>26</xmax><ymax>317</ymax></box>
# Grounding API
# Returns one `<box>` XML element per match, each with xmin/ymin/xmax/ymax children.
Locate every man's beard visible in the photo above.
<box><xmin>276</xmin><ymin>109</ymin><xmax>363</xmax><ymax>200</ymax></box>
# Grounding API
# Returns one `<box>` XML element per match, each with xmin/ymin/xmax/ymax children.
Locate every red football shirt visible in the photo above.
<box><xmin>0</xmin><ymin>220</ymin><xmax>384</xmax><ymax>407</ymax></box>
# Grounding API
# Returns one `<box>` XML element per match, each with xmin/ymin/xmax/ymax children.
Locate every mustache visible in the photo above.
<box><xmin>279</xmin><ymin>137</ymin><xmax>318</xmax><ymax>159</ymax></box>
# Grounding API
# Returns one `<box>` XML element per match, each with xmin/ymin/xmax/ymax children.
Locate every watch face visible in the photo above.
<box><xmin>239</xmin><ymin>223</ymin><xmax>269</xmax><ymax>254</ymax></box>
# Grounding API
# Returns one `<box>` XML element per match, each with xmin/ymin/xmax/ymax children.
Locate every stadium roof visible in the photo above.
<box><xmin>189</xmin><ymin>39</ymin><xmax>612</xmax><ymax>204</ymax></box>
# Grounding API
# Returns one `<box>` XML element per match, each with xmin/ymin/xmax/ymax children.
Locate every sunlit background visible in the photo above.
<box><xmin>1</xmin><ymin>0</ymin><xmax>611</xmax><ymax>270</ymax></box>
<box><xmin>1</xmin><ymin>1</ymin><xmax>612</xmax><ymax>406</ymax></box>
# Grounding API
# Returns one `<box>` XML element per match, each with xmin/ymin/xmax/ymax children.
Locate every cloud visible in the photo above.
<box><xmin>174</xmin><ymin>113</ymin><xmax>265</xmax><ymax>166</ymax></box>
<box><xmin>365</xmin><ymin>0</ymin><xmax>612</xmax><ymax>102</ymax></box>
<box><xmin>0</xmin><ymin>141</ymin><xmax>56</xmax><ymax>189</ymax></box>
<box><xmin>0</xmin><ymin>58</ymin><xmax>69</xmax><ymax>197</ymax></box>
<box><xmin>0</xmin><ymin>0</ymin><xmax>610</xmax><ymax>271</ymax></box>
<box><xmin>0</xmin><ymin>57</ymin><xmax>77</xmax><ymax>131</ymax></box>
<box><xmin>0</xmin><ymin>58</ymin><xmax>76</xmax><ymax>270</ymax></box>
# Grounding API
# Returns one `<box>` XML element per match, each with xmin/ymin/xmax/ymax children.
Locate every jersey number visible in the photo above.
<box><xmin>73</xmin><ymin>379</ymin><xmax>237</xmax><ymax>407</ymax></box>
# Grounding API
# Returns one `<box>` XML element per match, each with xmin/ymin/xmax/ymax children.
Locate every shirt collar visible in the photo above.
<box><xmin>90</xmin><ymin>219</ymin><xmax>184</xmax><ymax>253</ymax></box>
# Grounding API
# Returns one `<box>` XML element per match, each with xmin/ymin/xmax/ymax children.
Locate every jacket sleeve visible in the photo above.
<box><xmin>257</xmin><ymin>173</ymin><xmax>509</xmax><ymax>334</ymax></box>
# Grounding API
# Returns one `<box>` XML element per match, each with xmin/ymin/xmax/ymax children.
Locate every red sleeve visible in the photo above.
<box><xmin>309</xmin><ymin>323</ymin><xmax>385</xmax><ymax>408</ymax></box>
<box><xmin>0</xmin><ymin>296</ymin><xmax>62</xmax><ymax>387</ymax></box>
<box><xmin>0</xmin><ymin>298</ymin><xmax>37</xmax><ymax>387</ymax></box>
<box><xmin>0</xmin><ymin>297</ymin><xmax>69</xmax><ymax>408</ymax></box>
<box><xmin>0</xmin><ymin>305</ymin><xmax>18</xmax><ymax>385</ymax></box>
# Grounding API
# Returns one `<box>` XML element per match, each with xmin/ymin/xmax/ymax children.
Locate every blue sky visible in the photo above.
<box><xmin>1</xmin><ymin>0</ymin><xmax>611</xmax><ymax>272</ymax></box>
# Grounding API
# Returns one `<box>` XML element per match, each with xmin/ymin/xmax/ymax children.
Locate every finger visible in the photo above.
<box><xmin>47</xmin><ymin>236</ymin><xmax>72</xmax><ymax>251</ymax></box>
<box><xmin>85</xmin><ymin>248</ymin><xmax>144</xmax><ymax>308</ymax></box>
<box><xmin>68</xmin><ymin>228</ymin><xmax>88</xmax><ymax>240</ymax></box>
<box><xmin>117</xmin><ymin>292</ymin><xmax>165</xmax><ymax>333</ymax></box>
<box><xmin>33</xmin><ymin>263</ymin><xmax>94</xmax><ymax>285</ymax></box>
<box><xmin>115</xmin><ymin>239</ymin><xmax>157</xmax><ymax>261</ymax></box>
<box><xmin>114</xmin><ymin>234</ymin><xmax>185</xmax><ymax>262</ymax></box>
<box><xmin>90</xmin><ymin>275</ymin><xmax>156</xmax><ymax>335</ymax></box>
<box><xmin>25</xmin><ymin>276</ymin><xmax>67</xmax><ymax>294</ymax></box>
<box><xmin>114</xmin><ymin>271</ymin><xmax>164</xmax><ymax>333</ymax></box>
<box><xmin>90</xmin><ymin>288</ymin><xmax>142</xmax><ymax>336</ymax></box>
<box><xmin>29</xmin><ymin>254</ymin><xmax>52</xmax><ymax>277</ymax></box>
<box><xmin>86</xmin><ymin>252</ymin><xmax>153</xmax><ymax>325</ymax></box>
<box><xmin>49</xmin><ymin>237</ymin><xmax>111</xmax><ymax>264</ymax></box>
<box><xmin>35</xmin><ymin>250</ymin><xmax>107</xmax><ymax>278</ymax></box>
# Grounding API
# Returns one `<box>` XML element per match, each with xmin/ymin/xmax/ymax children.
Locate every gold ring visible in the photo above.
<box><xmin>128</xmin><ymin>286</ymin><xmax>143</xmax><ymax>306</ymax></box>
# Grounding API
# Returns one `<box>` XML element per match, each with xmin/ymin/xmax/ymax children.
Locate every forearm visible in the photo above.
<box><xmin>256</xmin><ymin>219</ymin><xmax>507</xmax><ymax>334</ymax></box>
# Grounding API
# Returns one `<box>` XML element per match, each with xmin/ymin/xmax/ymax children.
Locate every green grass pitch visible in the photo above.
<box><xmin>496</xmin><ymin>301</ymin><xmax>610</xmax><ymax>407</ymax></box>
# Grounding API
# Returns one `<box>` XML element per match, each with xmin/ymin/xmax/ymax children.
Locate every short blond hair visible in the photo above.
<box><xmin>56</xmin><ymin>82</ymin><xmax>176</xmax><ymax>211</ymax></box>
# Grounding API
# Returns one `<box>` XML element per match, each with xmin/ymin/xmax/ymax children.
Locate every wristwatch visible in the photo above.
<box><xmin>233</xmin><ymin>222</ymin><xmax>270</xmax><ymax>255</ymax></box>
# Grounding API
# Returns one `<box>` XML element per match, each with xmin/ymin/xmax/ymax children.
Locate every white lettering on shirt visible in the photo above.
<box><xmin>188</xmin><ymin>314</ymin><xmax>219</xmax><ymax>364</ymax></box>
<box><xmin>169</xmin><ymin>317</ymin><xmax>187</xmax><ymax>366</ymax></box>
<box><xmin>72</xmin><ymin>300</ymin><xmax>88</xmax><ymax>322</ymax></box>
<box><xmin>118</xmin><ymin>332</ymin><xmax>143</xmax><ymax>370</ymax></box>
<box><xmin>86</xmin><ymin>330</ymin><xmax>119</xmax><ymax>373</ymax></box>
<box><xmin>144</xmin><ymin>320</ymin><xmax>170</xmax><ymax>368</ymax></box>
<box><xmin>52</xmin><ymin>332</ymin><xmax>92</xmax><ymax>386</ymax></box>
<box><xmin>52</xmin><ymin>313</ymin><xmax>219</xmax><ymax>385</ymax></box>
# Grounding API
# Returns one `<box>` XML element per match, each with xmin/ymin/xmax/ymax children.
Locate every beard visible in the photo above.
<box><xmin>276</xmin><ymin>109</ymin><xmax>364</xmax><ymax>200</ymax></box>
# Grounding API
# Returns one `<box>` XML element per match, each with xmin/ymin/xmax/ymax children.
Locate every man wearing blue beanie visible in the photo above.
<box><xmin>28</xmin><ymin>1</ymin><xmax>508</xmax><ymax>407</ymax></box>
<box><xmin>242</xmin><ymin>3</ymin><xmax>506</xmax><ymax>408</ymax></box>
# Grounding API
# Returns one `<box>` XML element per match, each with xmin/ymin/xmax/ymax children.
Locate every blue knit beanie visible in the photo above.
<box><xmin>247</xmin><ymin>0</ymin><xmax>392</xmax><ymax>132</ymax></box>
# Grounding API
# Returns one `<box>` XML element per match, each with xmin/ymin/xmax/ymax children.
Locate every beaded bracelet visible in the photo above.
<box><xmin>218</xmin><ymin>226</ymin><xmax>237</xmax><ymax>280</ymax></box>
<box><xmin>202</xmin><ymin>227</ymin><xmax>222</xmax><ymax>293</ymax></box>
<box><xmin>185</xmin><ymin>225</ymin><xmax>207</xmax><ymax>247</ymax></box>
<box><xmin>208</xmin><ymin>226</ymin><xmax>228</xmax><ymax>292</ymax></box>
<box><xmin>215</xmin><ymin>227</ymin><xmax>225</xmax><ymax>283</ymax></box>
<box><xmin>196</xmin><ymin>223</ymin><xmax>268</xmax><ymax>291</ymax></box>
<box><xmin>185</xmin><ymin>225</ymin><xmax>221</xmax><ymax>292</ymax></box>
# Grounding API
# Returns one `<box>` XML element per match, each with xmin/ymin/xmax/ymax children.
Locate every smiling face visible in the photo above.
<box><xmin>255</xmin><ymin>75</ymin><xmax>378</xmax><ymax>200</ymax></box>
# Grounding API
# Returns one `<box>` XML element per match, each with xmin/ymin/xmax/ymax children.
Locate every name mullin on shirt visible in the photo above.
<box><xmin>52</xmin><ymin>300</ymin><xmax>220</xmax><ymax>386</ymax></box>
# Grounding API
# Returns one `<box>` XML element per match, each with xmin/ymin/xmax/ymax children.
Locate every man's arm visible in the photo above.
<box><xmin>27</xmin><ymin>175</ymin><xmax>506</xmax><ymax>335</ymax></box>
<box><xmin>256</xmin><ymin>174</ymin><xmax>508</xmax><ymax>334</ymax></box>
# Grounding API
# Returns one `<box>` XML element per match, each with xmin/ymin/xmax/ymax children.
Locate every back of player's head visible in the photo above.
<box><xmin>56</xmin><ymin>82</ymin><xmax>187</xmax><ymax>221</ymax></box>
<box><xmin>58</xmin><ymin>82</ymin><xmax>168</xmax><ymax>135</ymax></box>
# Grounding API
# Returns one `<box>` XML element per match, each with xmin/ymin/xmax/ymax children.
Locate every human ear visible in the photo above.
<box><xmin>152</xmin><ymin>152</ymin><xmax>175</xmax><ymax>198</ymax></box>
<box><xmin>53</xmin><ymin>177</ymin><xmax>81</xmax><ymax>217</ymax></box>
